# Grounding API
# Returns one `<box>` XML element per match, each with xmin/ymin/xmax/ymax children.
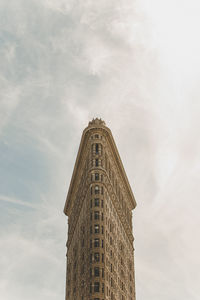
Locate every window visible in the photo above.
<box><xmin>94</xmin><ymin>252</ymin><xmax>100</xmax><ymax>262</ymax></box>
<box><xmin>95</xmin><ymin>159</ymin><xmax>99</xmax><ymax>167</ymax></box>
<box><xmin>94</xmin><ymin>211</ymin><xmax>99</xmax><ymax>220</ymax></box>
<box><xmin>102</xmin><ymin>268</ymin><xmax>104</xmax><ymax>278</ymax></box>
<box><xmin>95</xmin><ymin>134</ymin><xmax>99</xmax><ymax>139</ymax></box>
<box><xmin>102</xmin><ymin>239</ymin><xmax>104</xmax><ymax>248</ymax></box>
<box><xmin>94</xmin><ymin>238</ymin><xmax>100</xmax><ymax>247</ymax></box>
<box><xmin>94</xmin><ymin>267</ymin><xmax>100</xmax><ymax>277</ymax></box>
<box><xmin>81</xmin><ymin>265</ymin><xmax>84</xmax><ymax>274</ymax></box>
<box><xmin>90</xmin><ymin>253</ymin><xmax>92</xmax><ymax>263</ymax></box>
<box><xmin>95</xmin><ymin>144</ymin><xmax>99</xmax><ymax>154</ymax></box>
<box><xmin>101</xmin><ymin>226</ymin><xmax>104</xmax><ymax>234</ymax></box>
<box><xmin>102</xmin><ymin>253</ymin><xmax>104</xmax><ymax>263</ymax></box>
<box><xmin>101</xmin><ymin>200</ymin><xmax>104</xmax><ymax>208</ymax></box>
<box><xmin>90</xmin><ymin>199</ymin><xmax>92</xmax><ymax>208</ymax></box>
<box><xmin>94</xmin><ymin>224</ymin><xmax>100</xmax><ymax>233</ymax></box>
<box><xmin>94</xmin><ymin>282</ymin><xmax>100</xmax><ymax>292</ymax></box>
<box><xmin>101</xmin><ymin>187</ymin><xmax>104</xmax><ymax>194</ymax></box>
<box><xmin>101</xmin><ymin>212</ymin><xmax>104</xmax><ymax>221</ymax></box>
<box><xmin>90</xmin><ymin>226</ymin><xmax>92</xmax><ymax>234</ymax></box>
<box><xmin>95</xmin><ymin>173</ymin><xmax>99</xmax><ymax>180</ymax></box>
<box><xmin>95</xmin><ymin>185</ymin><xmax>100</xmax><ymax>194</ymax></box>
<box><xmin>102</xmin><ymin>282</ymin><xmax>104</xmax><ymax>293</ymax></box>
<box><xmin>90</xmin><ymin>283</ymin><xmax>92</xmax><ymax>293</ymax></box>
<box><xmin>90</xmin><ymin>239</ymin><xmax>92</xmax><ymax>248</ymax></box>
<box><xmin>94</xmin><ymin>198</ymin><xmax>99</xmax><ymax>207</ymax></box>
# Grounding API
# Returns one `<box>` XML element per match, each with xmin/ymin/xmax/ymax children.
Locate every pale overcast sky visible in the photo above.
<box><xmin>0</xmin><ymin>0</ymin><xmax>200</xmax><ymax>299</ymax></box>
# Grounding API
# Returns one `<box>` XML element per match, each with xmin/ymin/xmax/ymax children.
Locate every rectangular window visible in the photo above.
<box><xmin>95</xmin><ymin>144</ymin><xmax>99</xmax><ymax>153</ymax></box>
<box><xmin>94</xmin><ymin>224</ymin><xmax>100</xmax><ymax>233</ymax></box>
<box><xmin>101</xmin><ymin>226</ymin><xmax>104</xmax><ymax>234</ymax></box>
<box><xmin>94</xmin><ymin>267</ymin><xmax>100</xmax><ymax>277</ymax></box>
<box><xmin>94</xmin><ymin>282</ymin><xmax>100</xmax><ymax>292</ymax></box>
<box><xmin>94</xmin><ymin>238</ymin><xmax>100</xmax><ymax>247</ymax></box>
<box><xmin>102</xmin><ymin>239</ymin><xmax>104</xmax><ymax>248</ymax></box>
<box><xmin>101</xmin><ymin>187</ymin><xmax>104</xmax><ymax>194</ymax></box>
<box><xmin>95</xmin><ymin>159</ymin><xmax>99</xmax><ymax>167</ymax></box>
<box><xmin>94</xmin><ymin>211</ymin><xmax>100</xmax><ymax>220</ymax></box>
<box><xmin>90</xmin><ymin>239</ymin><xmax>92</xmax><ymax>248</ymax></box>
<box><xmin>95</xmin><ymin>185</ymin><xmax>100</xmax><ymax>194</ymax></box>
<box><xmin>102</xmin><ymin>253</ymin><xmax>104</xmax><ymax>263</ymax></box>
<box><xmin>102</xmin><ymin>268</ymin><xmax>104</xmax><ymax>278</ymax></box>
<box><xmin>101</xmin><ymin>212</ymin><xmax>104</xmax><ymax>221</ymax></box>
<box><xmin>95</xmin><ymin>173</ymin><xmax>99</xmax><ymax>180</ymax></box>
<box><xmin>94</xmin><ymin>198</ymin><xmax>99</xmax><ymax>207</ymax></box>
<box><xmin>90</xmin><ymin>199</ymin><xmax>92</xmax><ymax>208</ymax></box>
<box><xmin>101</xmin><ymin>199</ymin><xmax>104</xmax><ymax>208</ymax></box>
<box><xmin>81</xmin><ymin>265</ymin><xmax>84</xmax><ymax>274</ymax></box>
<box><xmin>94</xmin><ymin>252</ymin><xmax>100</xmax><ymax>262</ymax></box>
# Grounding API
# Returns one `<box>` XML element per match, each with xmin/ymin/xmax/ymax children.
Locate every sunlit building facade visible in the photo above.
<box><xmin>64</xmin><ymin>118</ymin><xmax>136</xmax><ymax>300</ymax></box>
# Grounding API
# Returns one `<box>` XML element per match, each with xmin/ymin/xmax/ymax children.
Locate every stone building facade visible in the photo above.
<box><xmin>64</xmin><ymin>118</ymin><xmax>136</xmax><ymax>300</ymax></box>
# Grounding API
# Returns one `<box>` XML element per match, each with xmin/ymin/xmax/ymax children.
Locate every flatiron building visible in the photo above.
<box><xmin>64</xmin><ymin>118</ymin><xmax>136</xmax><ymax>300</ymax></box>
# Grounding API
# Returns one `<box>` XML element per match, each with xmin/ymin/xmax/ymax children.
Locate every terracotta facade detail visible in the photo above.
<box><xmin>64</xmin><ymin>118</ymin><xmax>136</xmax><ymax>300</ymax></box>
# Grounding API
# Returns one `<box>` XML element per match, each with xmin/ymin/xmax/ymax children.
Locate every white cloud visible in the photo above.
<box><xmin>0</xmin><ymin>0</ymin><xmax>199</xmax><ymax>299</ymax></box>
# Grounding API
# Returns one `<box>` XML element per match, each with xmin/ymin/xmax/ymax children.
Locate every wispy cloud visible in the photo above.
<box><xmin>0</xmin><ymin>195</ymin><xmax>38</xmax><ymax>209</ymax></box>
<box><xmin>0</xmin><ymin>0</ymin><xmax>199</xmax><ymax>299</ymax></box>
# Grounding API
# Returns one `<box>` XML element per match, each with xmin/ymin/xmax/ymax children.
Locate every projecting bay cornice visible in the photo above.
<box><xmin>64</xmin><ymin>119</ymin><xmax>136</xmax><ymax>216</ymax></box>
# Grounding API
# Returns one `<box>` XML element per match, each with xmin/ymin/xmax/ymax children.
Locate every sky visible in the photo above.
<box><xmin>0</xmin><ymin>0</ymin><xmax>200</xmax><ymax>299</ymax></box>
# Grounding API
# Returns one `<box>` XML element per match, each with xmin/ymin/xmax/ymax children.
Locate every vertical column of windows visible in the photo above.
<box><xmin>90</xmin><ymin>141</ymin><xmax>105</xmax><ymax>299</ymax></box>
